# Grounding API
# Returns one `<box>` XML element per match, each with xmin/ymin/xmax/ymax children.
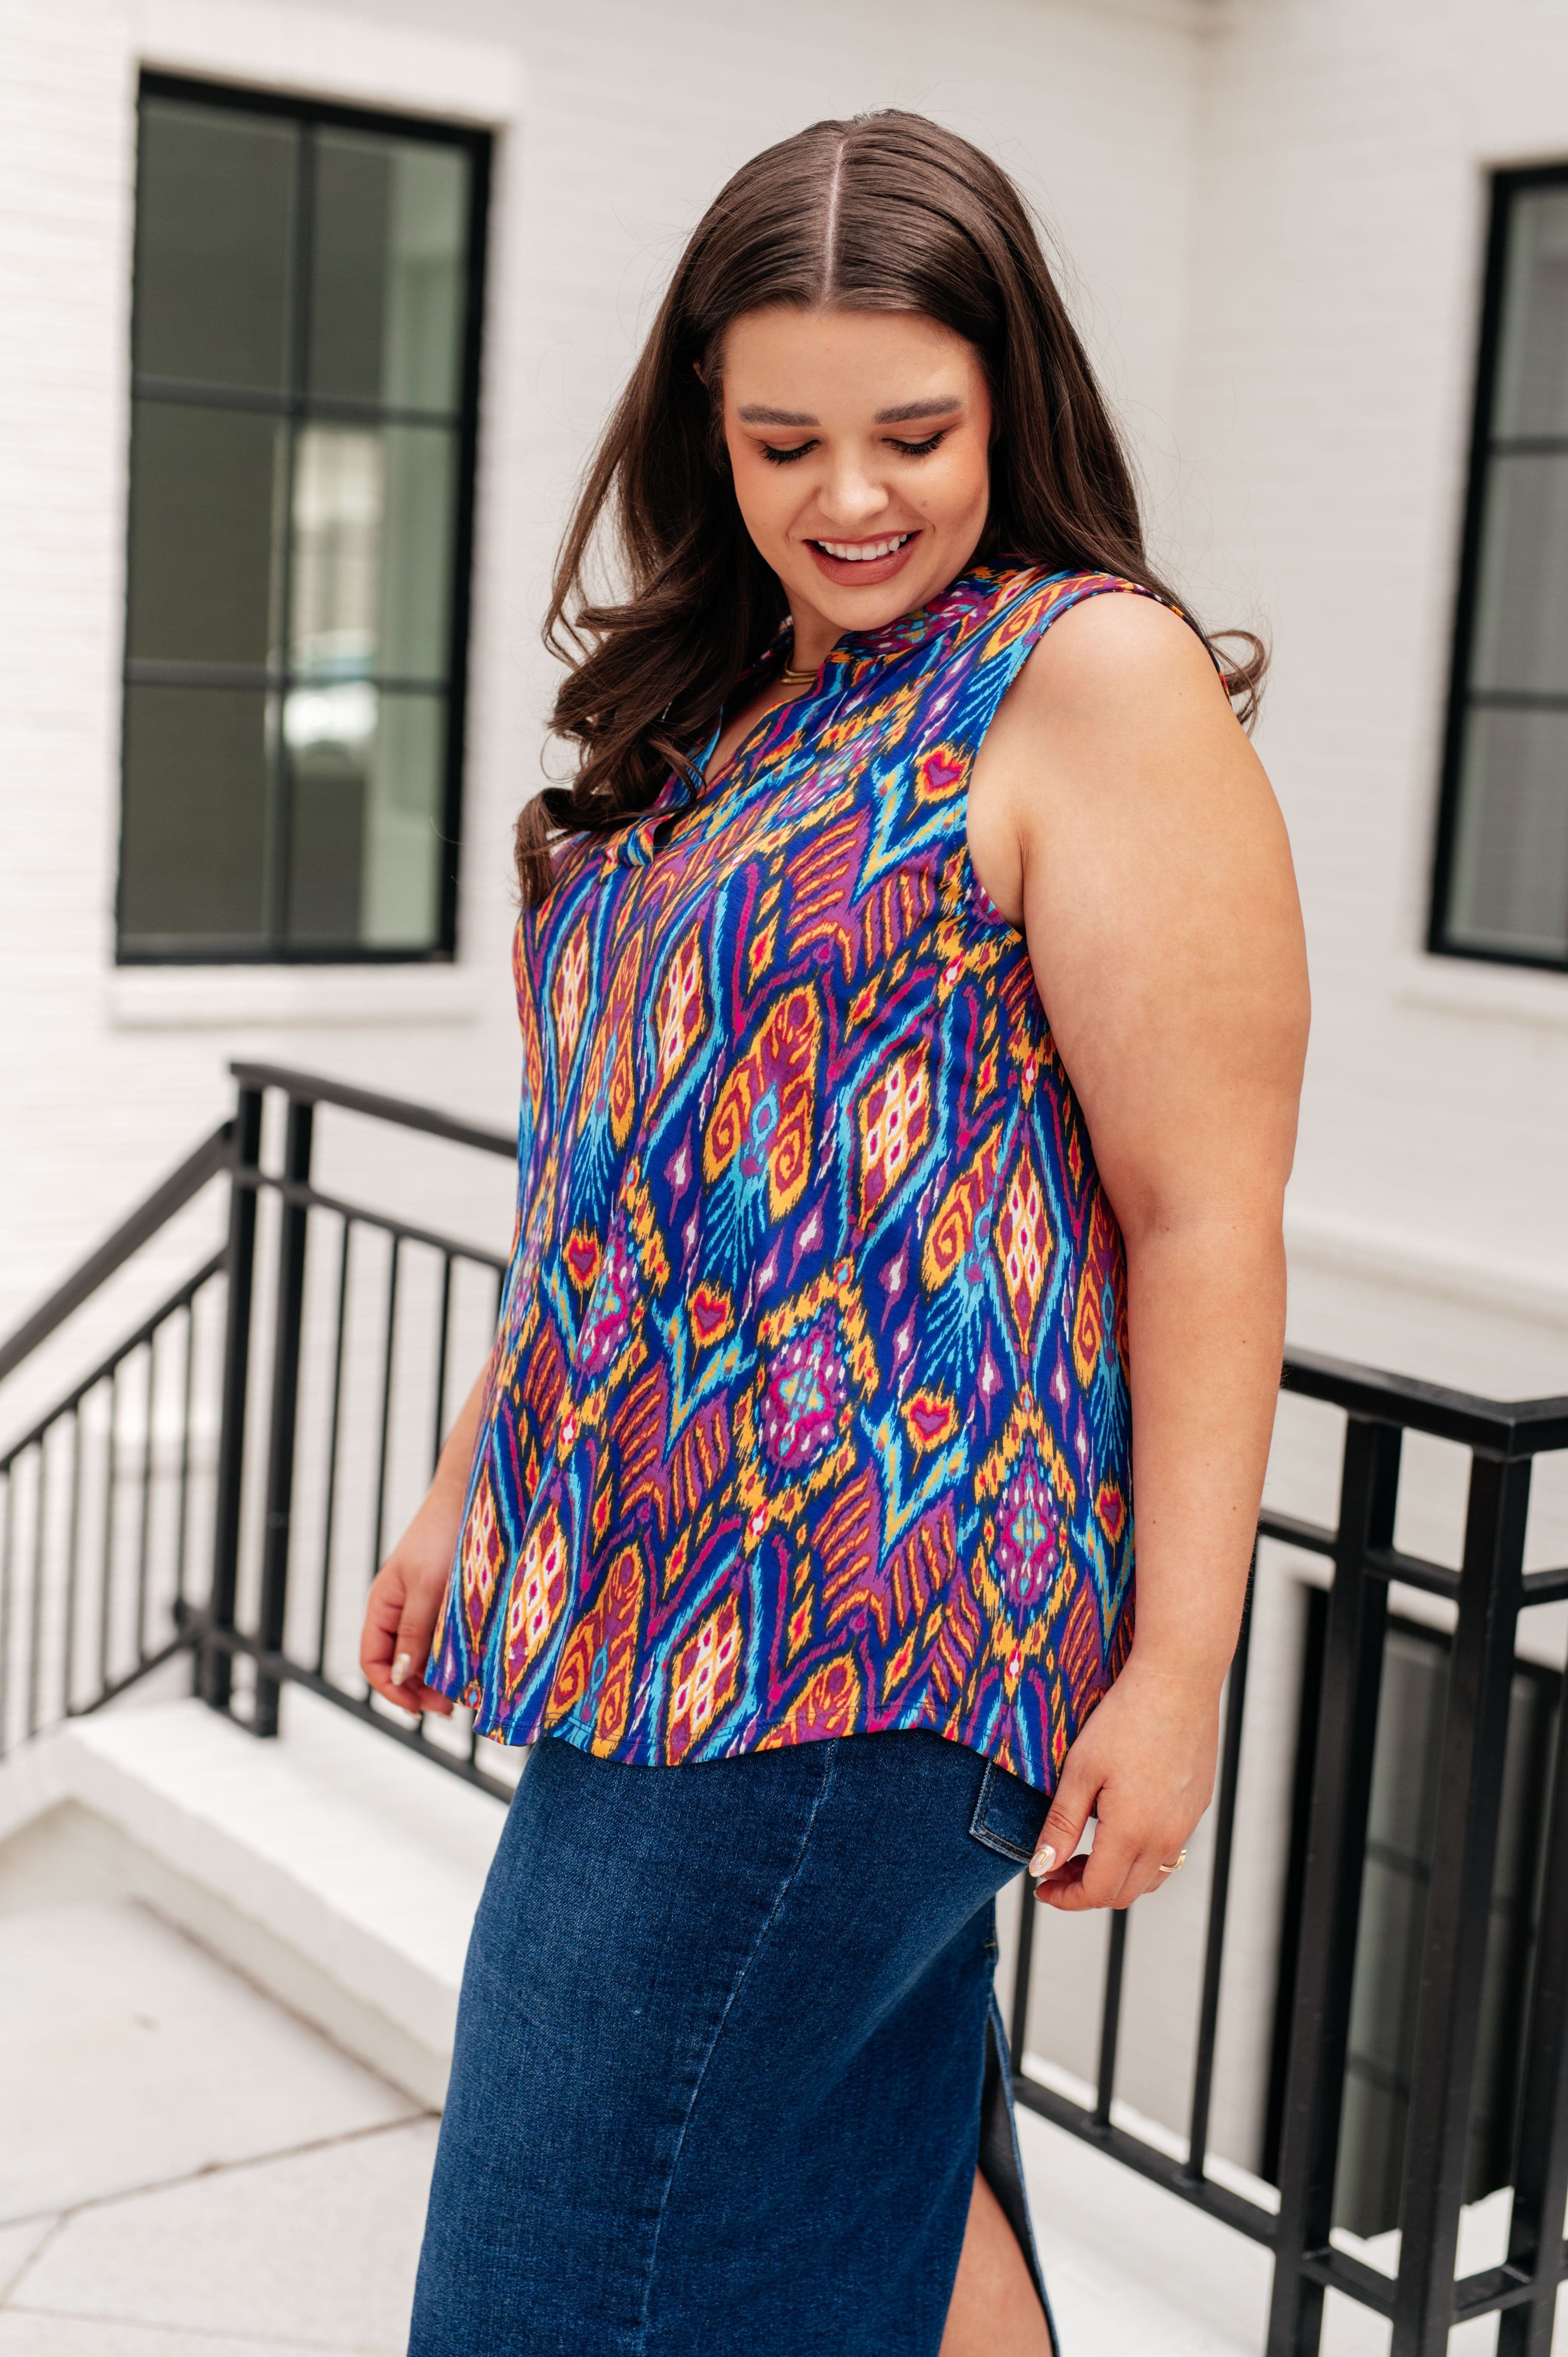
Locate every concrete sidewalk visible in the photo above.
<box><xmin>0</xmin><ymin>1900</ymin><xmax>435</xmax><ymax>2354</ymax></box>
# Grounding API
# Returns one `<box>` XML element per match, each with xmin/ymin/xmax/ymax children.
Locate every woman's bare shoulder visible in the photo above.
<box><xmin>968</xmin><ymin>584</ymin><xmax>1265</xmax><ymax>930</ymax></box>
<box><xmin>1013</xmin><ymin>584</ymin><xmax>1234</xmax><ymax>740</ymax></box>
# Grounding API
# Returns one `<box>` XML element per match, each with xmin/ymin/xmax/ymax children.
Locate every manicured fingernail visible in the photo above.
<box><xmin>1029</xmin><ymin>1843</ymin><xmax>1057</xmax><ymax>1878</ymax></box>
<box><xmin>392</xmin><ymin>1652</ymin><xmax>412</xmax><ymax>1688</ymax></box>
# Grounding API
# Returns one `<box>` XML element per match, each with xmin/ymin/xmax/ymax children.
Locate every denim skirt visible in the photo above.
<box><xmin>408</xmin><ymin>1728</ymin><xmax>1054</xmax><ymax>2357</ymax></box>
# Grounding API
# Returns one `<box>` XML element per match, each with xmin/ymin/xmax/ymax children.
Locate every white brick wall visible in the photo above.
<box><xmin>0</xmin><ymin>0</ymin><xmax>138</xmax><ymax>1314</ymax></box>
<box><xmin>1184</xmin><ymin>0</ymin><xmax>1568</xmax><ymax>1401</ymax></box>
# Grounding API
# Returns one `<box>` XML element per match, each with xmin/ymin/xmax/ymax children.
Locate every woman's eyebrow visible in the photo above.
<box><xmin>875</xmin><ymin>397</ymin><xmax>964</xmax><ymax>423</ymax></box>
<box><xmin>734</xmin><ymin>396</ymin><xmax>966</xmax><ymax>427</ymax></box>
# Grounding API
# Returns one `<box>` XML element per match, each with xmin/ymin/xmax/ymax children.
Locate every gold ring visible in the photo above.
<box><xmin>1157</xmin><ymin>1848</ymin><xmax>1189</xmax><ymax>1876</ymax></box>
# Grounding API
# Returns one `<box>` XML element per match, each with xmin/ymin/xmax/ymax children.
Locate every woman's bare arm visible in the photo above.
<box><xmin>361</xmin><ymin>1359</ymin><xmax>492</xmax><ymax>1717</ymax></box>
<box><xmin>970</xmin><ymin>591</ymin><xmax>1309</xmax><ymax>1908</ymax></box>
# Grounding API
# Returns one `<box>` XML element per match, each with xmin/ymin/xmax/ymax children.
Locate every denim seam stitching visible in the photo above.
<box><xmin>968</xmin><ymin>1762</ymin><xmax>1036</xmax><ymax>1864</ymax></box>
<box><xmin>974</xmin><ymin>1826</ymin><xmax>1034</xmax><ymax>1863</ymax></box>
<box><xmin>631</xmin><ymin>1741</ymin><xmax>841</xmax><ymax>2351</ymax></box>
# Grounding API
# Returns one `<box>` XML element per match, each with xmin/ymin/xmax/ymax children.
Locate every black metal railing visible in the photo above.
<box><xmin>0</xmin><ymin>1120</ymin><xmax>234</xmax><ymax>1741</ymax></box>
<box><xmin>0</xmin><ymin>1062</ymin><xmax>517</xmax><ymax>1796</ymax></box>
<box><xmin>1009</xmin><ymin>1360</ymin><xmax>1568</xmax><ymax>2357</ymax></box>
<box><xmin>195</xmin><ymin>1065</ymin><xmax>514</xmax><ymax>1788</ymax></box>
<box><xmin>1</xmin><ymin>1062</ymin><xmax>1566</xmax><ymax>2357</ymax></box>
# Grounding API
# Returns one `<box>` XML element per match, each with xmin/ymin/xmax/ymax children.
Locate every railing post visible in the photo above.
<box><xmin>1267</xmin><ymin>1417</ymin><xmax>1402</xmax><ymax>2357</ymax></box>
<box><xmin>253</xmin><ymin>1095</ymin><xmax>313</xmax><ymax>1737</ymax></box>
<box><xmin>1094</xmin><ymin>1911</ymin><xmax>1129</xmax><ymax>2130</ymax></box>
<box><xmin>1185</xmin><ymin>1568</ymin><xmax>1255</xmax><ymax>2181</ymax></box>
<box><xmin>1389</xmin><ymin>1450</ymin><xmax>1531</xmax><ymax>2357</ymax></box>
<box><xmin>203</xmin><ymin>1082</ymin><xmax>262</xmax><ymax>1712</ymax></box>
<box><xmin>1009</xmin><ymin>1859</ymin><xmax>1038</xmax><ymax>2071</ymax></box>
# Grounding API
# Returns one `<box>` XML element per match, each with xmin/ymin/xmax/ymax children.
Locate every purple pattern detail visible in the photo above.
<box><xmin>760</xmin><ymin>1312</ymin><xmax>848</xmax><ymax>1471</ymax></box>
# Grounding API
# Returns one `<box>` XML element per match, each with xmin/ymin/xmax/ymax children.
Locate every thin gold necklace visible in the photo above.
<box><xmin>780</xmin><ymin>663</ymin><xmax>816</xmax><ymax>685</ymax></box>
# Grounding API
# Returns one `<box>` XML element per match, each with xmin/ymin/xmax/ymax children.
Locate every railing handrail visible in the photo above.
<box><xmin>0</xmin><ymin>1119</ymin><xmax>233</xmax><ymax>1387</ymax></box>
<box><xmin>0</xmin><ymin>1250</ymin><xmax>228</xmax><ymax>1473</ymax></box>
<box><xmin>0</xmin><ymin>1062</ymin><xmax>514</xmax><ymax>1400</ymax></box>
<box><xmin>1282</xmin><ymin>1345</ymin><xmax>1568</xmax><ymax>1458</ymax></box>
<box><xmin>228</xmin><ymin>1061</ymin><xmax>516</xmax><ymax>1159</ymax></box>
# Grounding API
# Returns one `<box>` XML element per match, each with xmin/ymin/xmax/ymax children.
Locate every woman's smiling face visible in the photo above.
<box><xmin>719</xmin><ymin>306</ymin><xmax>993</xmax><ymax>659</ymax></box>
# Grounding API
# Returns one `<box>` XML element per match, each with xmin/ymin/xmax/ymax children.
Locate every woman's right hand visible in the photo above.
<box><xmin>361</xmin><ymin>1492</ymin><xmax>462</xmax><ymax>1716</ymax></box>
<box><xmin>359</xmin><ymin>1359</ymin><xmax>493</xmax><ymax>1717</ymax></box>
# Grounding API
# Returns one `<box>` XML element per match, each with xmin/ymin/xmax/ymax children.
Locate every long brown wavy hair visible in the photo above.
<box><xmin>517</xmin><ymin>108</ymin><xmax>1265</xmax><ymax>904</ymax></box>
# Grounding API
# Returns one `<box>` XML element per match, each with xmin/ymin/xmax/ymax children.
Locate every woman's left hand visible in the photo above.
<box><xmin>1030</xmin><ymin>1658</ymin><xmax>1222</xmax><ymax>1910</ymax></box>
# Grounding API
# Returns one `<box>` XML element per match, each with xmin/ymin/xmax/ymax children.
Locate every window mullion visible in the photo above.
<box><xmin>268</xmin><ymin>119</ymin><xmax>318</xmax><ymax>954</ymax></box>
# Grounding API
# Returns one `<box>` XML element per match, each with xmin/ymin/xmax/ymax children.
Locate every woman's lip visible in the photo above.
<box><xmin>803</xmin><ymin>530</ymin><xmax>921</xmax><ymax>588</ymax></box>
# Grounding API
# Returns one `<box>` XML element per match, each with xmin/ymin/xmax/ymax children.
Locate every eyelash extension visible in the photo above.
<box><xmin>758</xmin><ymin>429</ymin><xmax>950</xmax><ymax>467</ymax></box>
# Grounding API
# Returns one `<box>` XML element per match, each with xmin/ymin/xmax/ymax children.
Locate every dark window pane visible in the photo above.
<box><xmin>1468</xmin><ymin>454</ymin><xmax>1568</xmax><ymax>696</ymax></box>
<box><xmin>310</xmin><ymin>133</ymin><xmax>468</xmax><ymax>411</ymax></box>
<box><xmin>120</xmin><ymin>686</ymin><xmax>274</xmax><ymax>947</ymax></box>
<box><xmin>1332</xmin><ymin>1629</ymin><xmax>1564</xmax><ymax>2238</ymax></box>
<box><xmin>282</xmin><ymin>686</ymin><xmax>444</xmax><ymax>948</ymax></box>
<box><xmin>1333</xmin><ymin>1629</ymin><xmax>1448</xmax><ymax>2239</ymax></box>
<box><xmin>1492</xmin><ymin>187</ymin><xmax>1568</xmax><ymax>440</ymax></box>
<box><xmin>289</xmin><ymin>422</ymin><xmax>455</xmax><ymax>681</ymax></box>
<box><xmin>1438</xmin><ymin>179</ymin><xmax>1568</xmax><ymax>964</ymax></box>
<box><xmin>134</xmin><ymin>100</ymin><xmax>296</xmax><ymax>389</ymax></box>
<box><xmin>126</xmin><ymin>402</ymin><xmax>284</xmax><ymax>665</ymax></box>
<box><xmin>286</xmin><ymin>718</ymin><xmax>366</xmax><ymax>945</ymax></box>
<box><xmin>1447</xmin><ymin>706</ymin><xmax>1568</xmax><ymax>958</ymax></box>
<box><xmin>380</xmin><ymin>427</ymin><xmax>457</xmax><ymax>677</ymax></box>
<box><xmin>365</xmin><ymin>692</ymin><xmax>445</xmax><ymax>945</ymax></box>
<box><xmin>1465</xmin><ymin>1676</ymin><xmax>1557</xmax><ymax>2198</ymax></box>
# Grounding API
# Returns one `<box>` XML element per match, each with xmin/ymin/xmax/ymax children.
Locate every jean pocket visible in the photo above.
<box><xmin>969</xmin><ymin>1757</ymin><xmax>1050</xmax><ymax>1864</ymax></box>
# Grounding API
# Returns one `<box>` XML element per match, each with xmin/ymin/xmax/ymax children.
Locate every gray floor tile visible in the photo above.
<box><xmin>0</xmin><ymin>1903</ymin><xmax>418</xmax><ymax>2220</ymax></box>
<box><xmin>0</xmin><ymin>2213</ymin><xmax>58</xmax><ymax>2300</ymax></box>
<box><xmin>18</xmin><ymin>2119</ymin><xmax>437</xmax><ymax>2355</ymax></box>
<box><xmin>0</xmin><ymin>2320</ymin><xmax>340</xmax><ymax>2355</ymax></box>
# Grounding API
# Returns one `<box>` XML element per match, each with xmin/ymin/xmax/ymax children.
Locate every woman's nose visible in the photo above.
<box><xmin>815</xmin><ymin>459</ymin><xmax>892</xmax><ymax>532</ymax></box>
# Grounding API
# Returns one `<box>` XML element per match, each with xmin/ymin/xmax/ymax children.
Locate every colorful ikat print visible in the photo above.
<box><xmin>428</xmin><ymin>565</ymin><xmax>1146</xmax><ymax>1793</ymax></box>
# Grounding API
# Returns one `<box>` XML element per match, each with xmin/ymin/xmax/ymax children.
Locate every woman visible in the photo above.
<box><xmin>363</xmin><ymin>110</ymin><xmax>1308</xmax><ymax>2357</ymax></box>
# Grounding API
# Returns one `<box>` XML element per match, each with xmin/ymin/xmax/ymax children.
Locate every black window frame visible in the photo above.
<box><xmin>1430</xmin><ymin>161</ymin><xmax>1568</xmax><ymax>976</ymax></box>
<box><xmin>117</xmin><ymin>71</ymin><xmax>491</xmax><ymax>967</ymax></box>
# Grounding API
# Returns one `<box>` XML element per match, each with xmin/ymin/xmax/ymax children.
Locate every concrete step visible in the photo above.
<box><xmin>0</xmin><ymin>1690</ymin><xmax>507</xmax><ymax>2108</ymax></box>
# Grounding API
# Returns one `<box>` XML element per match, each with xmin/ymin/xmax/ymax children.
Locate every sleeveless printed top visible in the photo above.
<box><xmin>429</xmin><ymin>564</ymin><xmax>1143</xmax><ymax>1794</ymax></box>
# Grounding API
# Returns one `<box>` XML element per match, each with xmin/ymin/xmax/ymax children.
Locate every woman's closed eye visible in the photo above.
<box><xmin>758</xmin><ymin>430</ymin><xmax>951</xmax><ymax>466</ymax></box>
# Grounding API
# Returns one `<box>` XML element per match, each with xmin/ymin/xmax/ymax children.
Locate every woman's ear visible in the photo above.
<box><xmin>693</xmin><ymin>360</ymin><xmax>705</xmax><ymax>385</ymax></box>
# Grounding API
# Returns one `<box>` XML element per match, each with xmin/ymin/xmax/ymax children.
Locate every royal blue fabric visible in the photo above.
<box><xmin>408</xmin><ymin>1728</ymin><xmax>1054</xmax><ymax>2357</ymax></box>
